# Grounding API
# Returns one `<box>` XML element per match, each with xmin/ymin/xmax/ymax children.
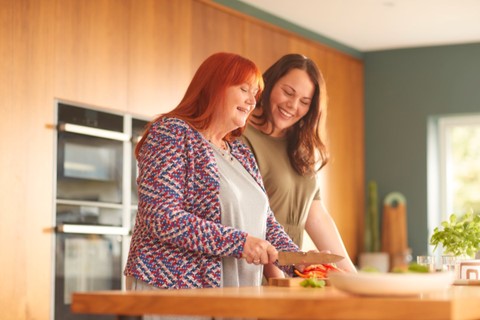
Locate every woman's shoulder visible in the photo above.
<box><xmin>242</xmin><ymin>124</ymin><xmax>263</xmax><ymax>147</ymax></box>
<box><xmin>152</xmin><ymin>116</ymin><xmax>188</xmax><ymax>130</ymax></box>
<box><xmin>244</xmin><ymin>124</ymin><xmax>285</xmax><ymax>143</ymax></box>
<box><xmin>231</xmin><ymin>137</ymin><xmax>252</xmax><ymax>154</ymax></box>
<box><xmin>243</xmin><ymin>123</ymin><xmax>260</xmax><ymax>138</ymax></box>
<box><xmin>151</xmin><ymin>117</ymin><xmax>200</xmax><ymax>138</ymax></box>
<box><xmin>243</xmin><ymin>124</ymin><xmax>287</xmax><ymax>155</ymax></box>
<box><xmin>231</xmin><ymin>138</ymin><xmax>259</xmax><ymax>170</ymax></box>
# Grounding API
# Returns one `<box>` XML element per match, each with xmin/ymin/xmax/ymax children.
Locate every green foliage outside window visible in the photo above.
<box><xmin>451</xmin><ymin>126</ymin><xmax>480</xmax><ymax>214</ymax></box>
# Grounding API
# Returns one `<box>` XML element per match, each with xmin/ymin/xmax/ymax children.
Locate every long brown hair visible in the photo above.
<box><xmin>135</xmin><ymin>52</ymin><xmax>264</xmax><ymax>158</ymax></box>
<box><xmin>251</xmin><ymin>53</ymin><xmax>328</xmax><ymax>175</ymax></box>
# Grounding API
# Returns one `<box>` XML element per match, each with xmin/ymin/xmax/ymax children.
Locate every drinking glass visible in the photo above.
<box><xmin>416</xmin><ymin>255</ymin><xmax>436</xmax><ymax>272</ymax></box>
<box><xmin>441</xmin><ymin>255</ymin><xmax>456</xmax><ymax>272</ymax></box>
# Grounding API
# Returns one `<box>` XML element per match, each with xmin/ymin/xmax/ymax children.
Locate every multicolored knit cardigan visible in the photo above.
<box><xmin>124</xmin><ymin>117</ymin><xmax>299</xmax><ymax>289</ymax></box>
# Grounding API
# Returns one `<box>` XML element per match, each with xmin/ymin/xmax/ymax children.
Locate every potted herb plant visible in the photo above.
<box><xmin>430</xmin><ymin>211</ymin><xmax>480</xmax><ymax>259</ymax></box>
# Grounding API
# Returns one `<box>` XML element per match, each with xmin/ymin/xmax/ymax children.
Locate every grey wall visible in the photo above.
<box><xmin>364</xmin><ymin>43</ymin><xmax>480</xmax><ymax>257</ymax></box>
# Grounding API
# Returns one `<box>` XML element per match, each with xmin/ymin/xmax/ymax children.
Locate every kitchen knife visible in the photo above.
<box><xmin>277</xmin><ymin>251</ymin><xmax>344</xmax><ymax>266</ymax></box>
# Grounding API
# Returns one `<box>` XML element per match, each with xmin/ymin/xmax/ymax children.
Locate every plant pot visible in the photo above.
<box><xmin>358</xmin><ymin>252</ymin><xmax>390</xmax><ymax>272</ymax></box>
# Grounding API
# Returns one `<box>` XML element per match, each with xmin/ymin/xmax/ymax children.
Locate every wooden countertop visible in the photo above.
<box><xmin>72</xmin><ymin>285</ymin><xmax>480</xmax><ymax>319</ymax></box>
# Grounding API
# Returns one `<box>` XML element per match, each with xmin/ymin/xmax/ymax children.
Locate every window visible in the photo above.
<box><xmin>428</xmin><ymin>114</ymin><xmax>480</xmax><ymax>254</ymax></box>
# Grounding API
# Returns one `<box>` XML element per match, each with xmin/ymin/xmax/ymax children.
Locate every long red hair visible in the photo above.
<box><xmin>135</xmin><ymin>52</ymin><xmax>264</xmax><ymax>158</ymax></box>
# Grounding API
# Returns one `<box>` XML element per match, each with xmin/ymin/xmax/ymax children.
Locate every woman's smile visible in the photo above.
<box><xmin>278</xmin><ymin>106</ymin><xmax>294</xmax><ymax>119</ymax></box>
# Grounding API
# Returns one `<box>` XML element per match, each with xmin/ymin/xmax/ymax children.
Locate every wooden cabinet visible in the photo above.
<box><xmin>54</xmin><ymin>0</ymin><xmax>129</xmax><ymax>110</ymax></box>
<box><xmin>128</xmin><ymin>0</ymin><xmax>193</xmax><ymax>116</ymax></box>
<box><xmin>0</xmin><ymin>0</ymin><xmax>364</xmax><ymax>318</ymax></box>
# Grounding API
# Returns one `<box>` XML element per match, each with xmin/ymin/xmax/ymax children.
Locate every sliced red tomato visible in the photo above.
<box><xmin>295</xmin><ymin>263</ymin><xmax>344</xmax><ymax>278</ymax></box>
<box><xmin>323</xmin><ymin>264</ymin><xmax>345</xmax><ymax>273</ymax></box>
<box><xmin>304</xmin><ymin>264</ymin><xmax>327</xmax><ymax>273</ymax></box>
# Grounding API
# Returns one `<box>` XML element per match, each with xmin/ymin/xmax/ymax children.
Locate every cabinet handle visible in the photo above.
<box><xmin>58</xmin><ymin>123</ymin><xmax>130</xmax><ymax>141</ymax></box>
<box><xmin>56</xmin><ymin>224</ymin><xmax>130</xmax><ymax>235</ymax></box>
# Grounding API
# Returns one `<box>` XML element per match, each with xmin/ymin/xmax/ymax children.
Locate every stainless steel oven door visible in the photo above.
<box><xmin>57</xmin><ymin>131</ymin><xmax>124</xmax><ymax>204</ymax></box>
<box><xmin>54</xmin><ymin>232</ymin><xmax>123</xmax><ymax>320</ymax></box>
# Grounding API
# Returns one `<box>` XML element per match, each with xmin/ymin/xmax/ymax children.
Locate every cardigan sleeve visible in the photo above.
<box><xmin>136</xmin><ymin>118</ymin><xmax>247</xmax><ymax>258</ymax></box>
<box><xmin>266</xmin><ymin>206</ymin><xmax>299</xmax><ymax>275</ymax></box>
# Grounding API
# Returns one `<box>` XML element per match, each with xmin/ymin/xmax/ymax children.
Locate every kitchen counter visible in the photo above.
<box><xmin>72</xmin><ymin>285</ymin><xmax>480</xmax><ymax>319</ymax></box>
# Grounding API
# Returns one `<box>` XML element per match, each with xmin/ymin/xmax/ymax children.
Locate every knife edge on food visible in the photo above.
<box><xmin>277</xmin><ymin>251</ymin><xmax>344</xmax><ymax>266</ymax></box>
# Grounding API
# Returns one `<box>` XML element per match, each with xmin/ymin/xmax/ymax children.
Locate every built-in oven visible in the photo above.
<box><xmin>53</xmin><ymin>102</ymin><xmax>147</xmax><ymax>320</ymax></box>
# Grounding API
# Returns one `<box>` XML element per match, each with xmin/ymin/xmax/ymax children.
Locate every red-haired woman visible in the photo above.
<box><xmin>243</xmin><ymin>54</ymin><xmax>357</xmax><ymax>276</ymax></box>
<box><xmin>124</xmin><ymin>53</ymin><xmax>300</xmax><ymax>303</ymax></box>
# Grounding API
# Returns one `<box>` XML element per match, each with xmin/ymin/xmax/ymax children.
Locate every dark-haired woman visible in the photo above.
<box><xmin>243</xmin><ymin>54</ymin><xmax>356</xmax><ymax>276</ymax></box>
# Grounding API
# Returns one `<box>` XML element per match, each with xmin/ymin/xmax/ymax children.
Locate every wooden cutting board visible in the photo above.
<box><xmin>381</xmin><ymin>192</ymin><xmax>409</xmax><ymax>269</ymax></box>
<box><xmin>453</xmin><ymin>279</ymin><xmax>480</xmax><ymax>286</ymax></box>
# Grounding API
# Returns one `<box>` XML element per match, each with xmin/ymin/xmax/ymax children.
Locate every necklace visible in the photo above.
<box><xmin>208</xmin><ymin>140</ymin><xmax>234</xmax><ymax>162</ymax></box>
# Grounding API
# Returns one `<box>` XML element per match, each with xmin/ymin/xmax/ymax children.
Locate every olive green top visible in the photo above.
<box><xmin>242</xmin><ymin>125</ymin><xmax>320</xmax><ymax>248</ymax></box>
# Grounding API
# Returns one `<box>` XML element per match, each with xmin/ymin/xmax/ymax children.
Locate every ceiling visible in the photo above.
<box><xmin>237</xmin><ymin>0</ymin><xmax>480</xmax><ymax>52</ymax></box>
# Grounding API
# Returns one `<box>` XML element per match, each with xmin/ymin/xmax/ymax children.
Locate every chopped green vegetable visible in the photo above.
<box><xmin>391</xmin><ymin>266</ymin><xmax>408</xmax><ymax>273</ymax></box>
<box><xmin>362</xmin><ymin>263</ymin><xmax>432</xmax><ymax>274</ymax></box>
<box><xmin>407</xmin><ymin>263</ymin><xmax>430</xmax><ymax>273</ymax></box>
<box><xmin>300</xmin><ymin>278</ymin><xmax>326</xmax><ymax>288</ymax></box>
<box><xmin>360</xmin><ymin>266</ymin><xmax>380</xmax><ymax>273</ymax></box>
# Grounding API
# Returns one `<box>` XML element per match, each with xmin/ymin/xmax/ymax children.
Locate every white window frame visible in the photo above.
<box><xmin>427</xmin><ymin>113</ymin><xmax>480</xmax><ymax>256</ymax></box>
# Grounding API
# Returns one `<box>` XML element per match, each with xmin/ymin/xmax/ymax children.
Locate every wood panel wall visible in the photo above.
<box><xmin>0</xmin><ymin>0</ymin><xmax>16</xmax><ymax>317</ymax></box>
<box><xmin>54</xmin><ymin>0</ymin><xmax>129</xmax><ymax>109</ymax></box>
<box><xmin>0</xmin><ymin>0</ymin><xmax>364</xmax><ymax>318</ymax></box>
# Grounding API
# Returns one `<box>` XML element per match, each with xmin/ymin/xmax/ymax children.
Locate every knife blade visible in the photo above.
<box><xmin>277</xmin><ymin>251</ymin><xmax>344</xmax><ymax>266</ymax></box>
